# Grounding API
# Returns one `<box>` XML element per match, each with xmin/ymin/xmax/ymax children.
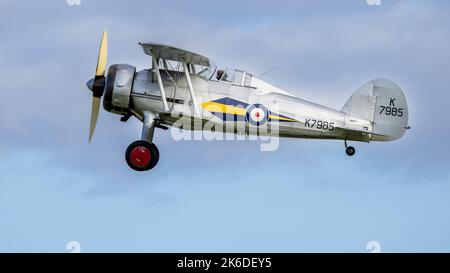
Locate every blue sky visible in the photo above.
<box><xmin>0</xmin><ymin>0</ymin><xmax>450</xmax><ymax>252</ymax></box>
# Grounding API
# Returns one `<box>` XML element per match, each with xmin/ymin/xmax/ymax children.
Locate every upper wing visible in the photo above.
<box><xmin>139</xmin><ymin>42</ymin><xmax>211</xmax><ymax>66</ymax></box>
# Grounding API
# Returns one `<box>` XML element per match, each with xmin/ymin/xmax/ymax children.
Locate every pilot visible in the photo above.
<box><xmin>216</xmin><ymin>69</ymin><xmax>228</xmax><ymax>81</ymax></box>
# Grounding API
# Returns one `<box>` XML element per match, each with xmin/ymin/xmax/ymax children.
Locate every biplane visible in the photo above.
<box><xmin>86</xmin><ymin>31</ymin><xmax>410</xmax><ymax>171</ymax></box>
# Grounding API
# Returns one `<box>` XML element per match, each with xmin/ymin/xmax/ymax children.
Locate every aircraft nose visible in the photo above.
<box><xmin>86</xmin><ymin>78</ymin><xmax>94</xmax><ymax>91</ymax></box>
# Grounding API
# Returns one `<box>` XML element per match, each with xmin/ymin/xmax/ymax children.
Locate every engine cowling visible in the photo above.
<box><xmin>103</xmin><ymin>64</ymin><xmax>136</xmax><ymax>115</ymax></box>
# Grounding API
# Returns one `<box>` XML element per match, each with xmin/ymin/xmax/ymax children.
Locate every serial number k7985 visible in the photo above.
<box><xmin>304</xmin><ymin>119</ymin><xmax>335</xmax><ymax>131</ymax></box>
<box><xmin>379</xmin><ymin>98</ymin><xmax>404</xmax><ymax>117</ymax></box>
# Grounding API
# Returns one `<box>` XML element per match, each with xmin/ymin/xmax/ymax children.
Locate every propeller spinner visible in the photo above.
<box><xmin>86</xmin><ymin>31</ymin><xmax>108</xmax><ymax>142</ymax></box>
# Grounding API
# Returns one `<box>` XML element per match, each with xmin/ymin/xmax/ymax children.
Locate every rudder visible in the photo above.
<box><xmin>341</xmin><ymin>78</ymin><xmax>409</xmax><ymax>141</ymax></box>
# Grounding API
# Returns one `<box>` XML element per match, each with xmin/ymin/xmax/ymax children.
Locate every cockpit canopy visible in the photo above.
<box><xmin>197</xmin><ymin>65</ymin><xmax>252</xmax><ymax>86</ymax></box>
<box><xmin>197</xmin><ymin>65</ymin><xmax>290</xmax><ymax>95</ymax></box>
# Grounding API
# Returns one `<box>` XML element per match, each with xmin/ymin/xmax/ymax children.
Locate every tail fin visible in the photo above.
<box><xmin>341</xmin><ymin>78</ymin><xmax>409</xmax><ymax>141</ymax></box>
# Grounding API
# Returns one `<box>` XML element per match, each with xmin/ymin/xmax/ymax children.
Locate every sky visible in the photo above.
<box><xmin>0</xmin><ymin>0</ymin><xmax>450</xmax><ymax>252</ymax></box>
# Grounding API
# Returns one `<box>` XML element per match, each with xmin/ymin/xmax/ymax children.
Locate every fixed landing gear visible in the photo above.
<box><xmin>125</xmin><ymin>111</ymin><xmax>161</xmax><ymax>171</ymax></box>
<box><xmin>125</xmin><ymin>140</ymin><xmax>159</xmax><ymax>171</ymax></box>
<box><xmin>344</xmin><ymin>139</ymin><xmax>356</xmax><ymax>156</ymax></box>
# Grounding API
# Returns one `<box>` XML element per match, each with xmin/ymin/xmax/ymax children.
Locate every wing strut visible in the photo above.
<box><xmin>182</xmin><ymin>61</ymin><xmax>200</xmax><ymax>116</ymax></box>
<box><xmin>152</xmin><ymin>57</ymin><xmax>170</xmax><ymax>112</ymax></box>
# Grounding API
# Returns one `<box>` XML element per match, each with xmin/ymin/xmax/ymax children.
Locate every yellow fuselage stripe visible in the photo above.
<box><xmin>202</xmin><ymin>101</ymin><xmax>297</xmax><ymax>122</ymax></box>
<box><xmin>202</xmin><ymin>101</ymin><xmax>247</xmax><ymax>116</ymax></box>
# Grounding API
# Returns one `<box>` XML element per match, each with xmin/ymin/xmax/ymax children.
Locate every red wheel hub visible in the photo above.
<box><xmin>130</xmin><ymin>146</ymin><xmax>151</xmax><ymax>167</ymax></box>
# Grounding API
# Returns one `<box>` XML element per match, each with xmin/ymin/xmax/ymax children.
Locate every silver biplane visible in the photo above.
<box><xmin>86</xmin><ymin>32</ymin><xmax>410</xmax><ymax>171</ymax></box>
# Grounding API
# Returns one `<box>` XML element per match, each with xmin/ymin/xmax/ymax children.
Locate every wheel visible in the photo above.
<box><xmin>346</xmin><ymin>146</ymin><xmax>356</xmax><ymax>156</ymax></box>
<box><xmin>125</xmin><ymin>140</ymin><xmax>160</xmax><ymax>171</ymax></box>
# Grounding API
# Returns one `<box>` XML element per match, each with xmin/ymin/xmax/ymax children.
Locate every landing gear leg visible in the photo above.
<box><xmin>125</xmin><ymin>112</ymin><xmax>160</xmax><ymax>171</ymax></box>
<box><xmin>141</xmin><ymin>112</ymin><xmax>156</xmax><ymax>144</ymax></box>
<box><xmin>344</xmin><ymin>139</ymin><xmax>356</xmax><ymax>157</ymax></box>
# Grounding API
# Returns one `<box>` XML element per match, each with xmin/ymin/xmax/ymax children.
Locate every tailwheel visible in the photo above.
<box><xmin>346</xmin><ymin>146</ymin><xmax>356</xmax><ymax>156</ymax></box>
<box><xmin>125</xmin><ymin>140</ymin><xmax>159</xmax><ymax>171</ymax></box>
<box><xmin>344</xmin><ymin>139</ymin><xmax>356</xmax><ymax>156</ymax></box>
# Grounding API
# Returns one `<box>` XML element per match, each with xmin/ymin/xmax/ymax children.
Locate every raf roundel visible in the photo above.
<box><xmin>246</xmin><ymin>104</ymin><xmax>270</xmax><ymax>126</ymax></box>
